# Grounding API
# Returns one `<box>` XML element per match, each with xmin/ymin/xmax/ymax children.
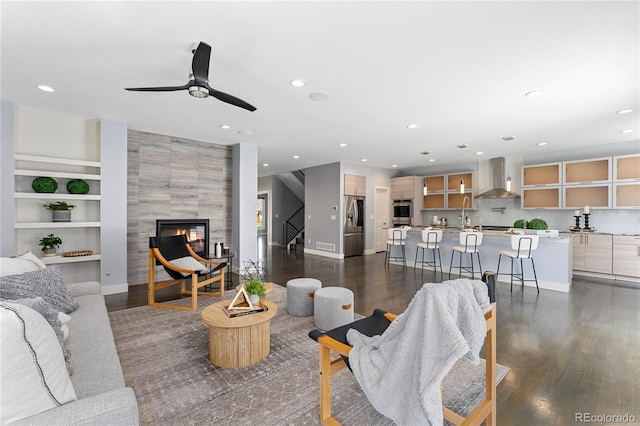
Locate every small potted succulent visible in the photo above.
<box><xmin>43</xmin><ymin>201</ymin><xmax>76</xmax><ymax>222</ymax></box>
<box><xmin>39</xmin><ymin>233</ymin><xmax>63</xmax><ymax>257</ymax></box>
<box><xmin>244</xmin><ymin>278</ymin><xmax>266</xmax><ymax>305</ymax></box>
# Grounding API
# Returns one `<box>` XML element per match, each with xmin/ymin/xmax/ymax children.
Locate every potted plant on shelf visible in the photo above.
<box><xmin>39</xmin><ymin>233</ymin><xmax>63</xmax><ymax>257</ymax></box>
<box><xmin>244</xmin><ymin>278</ymin><xmax>266</xmax><ymax>305</ymax></box>
<box><xmin>43</xmin><ymin>201</ymin><xmax>76</xmax><ymax>222</ymax></box>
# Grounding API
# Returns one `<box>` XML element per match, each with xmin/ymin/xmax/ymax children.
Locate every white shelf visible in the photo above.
<box><xmin>15</xmin><ymin>192</ymin><xmax>100</xmax><ymax>200</ymax></box>
<box><xmin>41</xmin><ymin>254</ymin><xmax>101</xmax><ymax>265</ymax></box>
<box><xmin>15</xmin><ymin>222</ymin><xmax>101</xmax><ymax>229</ymax></box>
<box><xmin>15</xmin><ymin>169</ymin><xmax>101</xmax><ymax>181</ymax></box>
<box><xmin>15</xmin><ymin>154</ymin><xmax>100</xmax><ymax>168</ymax></box>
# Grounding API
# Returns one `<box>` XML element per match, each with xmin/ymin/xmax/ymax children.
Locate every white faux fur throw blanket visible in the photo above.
<box><xmin>346</xmin><ymin>279</ymin><xmax>491</xmax><ymax>425</ymax></box>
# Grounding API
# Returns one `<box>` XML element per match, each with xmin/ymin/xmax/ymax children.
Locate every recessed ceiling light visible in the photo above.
<box><xmin>617</xmin><ymin>108</ymin><xmax>635</xmax><ymax>114</ymax></box>
<box><xmin>476</xmin><ymin>151</ymin><xmax>483</xmax><ymax>155</ymax></box>
<box><xmin>537</xmin><ymin>142</ymin><xmax>547</xmax><ymax>146</ymax></box>
<box><xmin>502</xmin><ymin>136</ymin><xmax>514</xmax><ymax>141</ymax></box>
<box><xmin>37</xmin><ymin>85</ymin><xmax>54</xmax><ymax>92</ymax></box>
<box><xmin>293</xmin><ymin>155</ymin><xmax>300</xmax><ymax>159</ymax></box>
<box><xmin>361</xmin><ymin>159</ymin><xmax>367</xmax><ymax>162</ymax></box>
<box><xmin>429</xmin><ymin>159</ymin><xmax>435</xmax><ymax>162</ymax></box>
<box><xmin>290</xmin><ymin>79</ymin><xmax>305</xmax><ymax>87</ymax></box>
<box><xmin>620</xmin><ymin>129</ymin><xmax>634</xmax><ymax>134</ymax></box>
<box><xmin>262</xmin><ymin>163</ymin><xmax>269</xmax><ymax>167</ymax></box>
<box><xmin>219</xmin><ymin>124</ymin><xmax>231</xmax><ymax>129</ymax></box>
<box><xmin>392</xmin><ymin>164</ymin><xmax>398</xmax><ymax>168</ymax></box>
<box><xmin>339</xmin><ymin>143</ymin><xmax>347</xmax><ymax>148</ymax></box>
<box><xmin>407</xmin><ymin>124</ymin><xmax>418</xmax><ymax>129</ymax></box>
<box><xmin>238</xmin><ymin>129</ymin><xmax>254</xmax><ymax>136</ymax></box>
<box><xmin>525</xmin><ymin>90</ymin><xmax>544</xmax><ymax>97</ymax></box>
<box><xmin>309</xmin><ymin>92</ymin><xmax>330</xmax><ymax>102</ymax></box>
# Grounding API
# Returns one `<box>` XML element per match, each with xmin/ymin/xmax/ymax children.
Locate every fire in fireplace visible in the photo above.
<box><xmin>156</xmin><ymin>219</ymin><xmax>210</xmax><ymax>259</ymax></box>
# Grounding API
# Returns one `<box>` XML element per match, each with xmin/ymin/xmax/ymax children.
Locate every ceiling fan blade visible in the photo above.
<box><xmin>125</xmin><ymin>84</ymin><xmax>189</xmax><ymax>92</ymax></box>
<box><xmin>191</xmin><ymin>42</ymin><xmax>211</xmax><ymax>83</ymax></box>
<box><xmin>208</xmin><ymin>88</ymin><xmax>257</xmax><ymax>111</ymax></box>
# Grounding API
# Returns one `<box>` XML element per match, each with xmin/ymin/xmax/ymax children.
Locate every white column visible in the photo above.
<box><xmin>100</xmin><ymin>119</ymin><xmax>128</xmax><ymax>294</ymax></box>
<box><xmin>232</xmin><ymin>143</ymin><xmax>258</xmax><ymax>272</ymax></box>
<box><xmin>0</xmin><ymin>101</ymin><xmax>16</xmax><ymax>256</ymax></box>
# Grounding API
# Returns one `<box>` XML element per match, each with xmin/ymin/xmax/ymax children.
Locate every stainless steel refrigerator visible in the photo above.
<box><xmin>344</xmin><ymin>195</ymin><xmax>365</xmax><ymax>257</ymax></box>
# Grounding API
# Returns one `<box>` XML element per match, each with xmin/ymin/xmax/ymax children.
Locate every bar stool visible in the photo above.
<box><xmin>449</xmin><ymin>231</ymin><xmax>484</xmax><ymax>280</ymax></box>
<box><xmin>497</xmin><ymin>234</ymin><xmax>540</xmax><ymax>293</ymax></box>
<box><xmin>385</xmin><ymin>226</ymin><xmax>410</xmax><ymax>268</ymax></box>
<box><xmin>414</xmin><ymin>228</ymin><xmax>443</xmax><ymax>275</ymax></box>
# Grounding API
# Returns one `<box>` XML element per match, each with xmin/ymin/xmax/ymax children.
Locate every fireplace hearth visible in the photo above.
<box><xmin>156</xmin><ymin>219</ymin><xmax>210</xmax><ymax>259</ymax></box>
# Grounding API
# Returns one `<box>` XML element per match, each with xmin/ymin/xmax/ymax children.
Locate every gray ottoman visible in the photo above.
<box><xmin>314</xmin><ymin>287</ymin><xmax>354</xmax><ymax>331</ymax></box>
<box><xmin>286</xmin><ymin>278</ymin><xmax>322</xmax><ymax>316</ymax></box>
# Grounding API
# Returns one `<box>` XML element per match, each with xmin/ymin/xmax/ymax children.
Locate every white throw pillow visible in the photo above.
<box><xmin>169</xmin><ymin>256</ymin><xmax>209</xmax><ymax>273</ymax></box>
<box><xmin>0</xmin><ymin>257</ymin><xmax>39</xmax><ymax>277</ymax></box>
<box><xmin>18</xmin><ymin>251</ymin><xmax>47</xmax><ymax>270</ymax></box>
<box><xmin>0</xmin><ymin>302</ymin><xmax>77</xmax><ymax>424</ymax></box>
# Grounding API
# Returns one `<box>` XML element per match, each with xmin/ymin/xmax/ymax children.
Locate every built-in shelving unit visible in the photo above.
<box><xmin>14</xmin><ymin>154</ymin><xmax>101</xmax><ymax>266</ymax></box>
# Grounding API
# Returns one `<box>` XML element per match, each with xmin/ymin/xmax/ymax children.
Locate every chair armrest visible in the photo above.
<box><xmin>10</xmin><ymin>388</ymin><xmax>138</xmax><ymax>426</ymax></box>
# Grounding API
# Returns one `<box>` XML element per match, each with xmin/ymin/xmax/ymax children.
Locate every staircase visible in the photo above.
<box><xmin>283</xmin><ymin>205</ymin><xmax>304</xmax><ymax>251</ymax></box>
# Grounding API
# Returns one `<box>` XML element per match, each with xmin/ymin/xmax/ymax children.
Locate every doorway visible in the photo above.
<box><xmin>374</xmin><ymin>186</ymin><xmax>390</xmax><ymax>252</ymax></box>
<box><xmin>257</xmin><ymin>193</ymin><xmax>268</xmax><ymax>238</ymax></box>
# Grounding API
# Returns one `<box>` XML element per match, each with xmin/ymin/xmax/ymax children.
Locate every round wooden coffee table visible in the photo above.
<box><xmin>201</xmin><ymin>299</ymin><xmax>277</xmax><ymax>368</ymax></box>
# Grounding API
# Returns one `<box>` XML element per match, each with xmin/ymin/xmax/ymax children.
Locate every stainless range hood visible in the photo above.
<box><xmin>475</xmin><ymin>157</ymin><xmax>521</xmax><ymax>199</ymax></box>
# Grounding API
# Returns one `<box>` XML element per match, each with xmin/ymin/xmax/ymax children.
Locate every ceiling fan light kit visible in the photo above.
<box><xmin>125</xmin><ymin>41</ymin><xmax>256</xmax><ymax>111</ymax></box>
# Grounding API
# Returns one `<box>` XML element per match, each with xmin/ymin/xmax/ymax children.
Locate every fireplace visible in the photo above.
<box><xmin>156</xmin><ymin>219</ymin><xmax>210</xmax><ymax>259</ymax></box>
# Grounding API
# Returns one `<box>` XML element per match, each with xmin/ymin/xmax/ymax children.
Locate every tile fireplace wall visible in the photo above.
<box><xmin>127</xmin><ymin>130</ymin><xmax>233</xmax><ymax>285</ymax></box>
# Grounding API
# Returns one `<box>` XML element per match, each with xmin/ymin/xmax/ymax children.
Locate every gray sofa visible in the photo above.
<box><xmin>11</xmin><ymin>281</ymin><xmax>138</xmax><ymax>425</ymax></box>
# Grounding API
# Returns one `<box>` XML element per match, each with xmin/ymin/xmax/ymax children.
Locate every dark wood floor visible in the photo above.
<box><xmin>106</xmin><ymin>240</ymin><xmax>640</xmax><ymax>425</ymax></box>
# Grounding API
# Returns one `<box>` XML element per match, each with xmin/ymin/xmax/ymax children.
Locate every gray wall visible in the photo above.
<box><xmin>258</xmin><ymin>175</ymin><xmax>304</xmax><ymax>246</ymax></box>
<box><xmin>127</xmin><ymin>130</ymin><xmax>233</xmax><ymax>285</ymax></box>
<box><xmin>304</xmin><ymin>162</ymin><xmax>342</xmax><ymax>257</ymax></box>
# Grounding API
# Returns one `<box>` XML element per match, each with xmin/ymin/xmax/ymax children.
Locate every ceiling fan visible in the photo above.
<box><xmin>125</xmin><ymin>41</ymin><xmax>256</xmax><ymax>112</ymax></box>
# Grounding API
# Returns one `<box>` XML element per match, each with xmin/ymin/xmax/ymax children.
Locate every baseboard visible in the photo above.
<box><xmin>363</xmin><ymin>249</ymin><xmax>376</xmax><ymax>255</ymax></box>
<box><xmin>102</xmin><ymin>282</ymin><xmax>129</xmax><ymax>295</ymax></box>
<box><xmin>304</xmin><ymin>248</ymin><xmax>344</xmax><ymax>259</ymax></box>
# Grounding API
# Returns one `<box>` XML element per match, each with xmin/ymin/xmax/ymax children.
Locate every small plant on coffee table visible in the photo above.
<box><xmin>244</xmin><ymin>278</ymin><xmax>266</xmax><ymax>298</ymax></box>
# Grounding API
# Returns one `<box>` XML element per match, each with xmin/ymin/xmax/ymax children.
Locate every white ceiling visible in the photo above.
<box><xmin>2</xmin><ymin>1</ymin><xmax>638</xmax><ymax>177</ymax></box>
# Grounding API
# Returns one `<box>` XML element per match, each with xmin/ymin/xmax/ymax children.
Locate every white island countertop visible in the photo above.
<box><xmin>395</xmin><ymin>227</ymin><xmax>572</xmax><ymax>292</ymax></box>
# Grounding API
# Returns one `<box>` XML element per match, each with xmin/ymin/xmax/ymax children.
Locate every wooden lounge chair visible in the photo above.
<box><xmin>148</xmin><ymin>234</ymin><xmax>226</xmax><ymax>310</ymax></box>
<box><xmin>308</xmin><ymin>274</ymin><xmax>497</xmax><ymax>426</ymax></box>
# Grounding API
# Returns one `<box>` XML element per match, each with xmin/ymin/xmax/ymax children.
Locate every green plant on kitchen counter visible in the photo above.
<box><xmin>527</xmin><ymin>218</ymin><xmax>548</xmax><ymax>230</ymax></box>
<box><xmin>513</xmin><ymin>219</ymin><xmax>528</xmax><ymax>229</ymax></box>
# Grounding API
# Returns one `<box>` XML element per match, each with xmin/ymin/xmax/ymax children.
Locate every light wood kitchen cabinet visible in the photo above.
<box><xmin>564</xmin><ymin>157</ymin><xmax>611</xmax><ymax>184</ymax></box>
<box><xmin>344</xmin><ymin>174</ymin><xmax>366</xmax><ymax>196</ymax></box>
<box><xmin>390</xmin><ymin>176</ymin><xmax>417</xmax><ymax>200</ymax></box>
<box><xmin>613</xmin><ymin>154</ymin><xmax>640</xmax><ymax>181</ymax></box>
<box><xmin>422</xmin><ymin>175</ymin><xmax>445</xmax><ymax>209</ymax></box>
<box><xmin>613</xmin><ymin>235</ymin><xmax>640</xmax><ymax>278</ymax></box>
<box><xmin>522</xmin><ymin>162</ymin><xmax>562</xmax><ymax>186</ymax></box>
<box><xmin>446</xmin><ymin>172</ymin><xmax>473</xmax><ymax>192</ymax></box>
<box><xmin>564</xmin><ymin>184</ymin><xmax>611</xmax><ymax>209</ymax></box>
<box><xmin>572</xmin><ymin>234</ymin><xmax>612</xmax><ymax>274</ymax></box>
<box><xmin>522</xmin><ymin>187</ymin><xmax>562</xmax><ymax>209</ymax></box>
<box><xmin>447</xmin><ymin>192</ymin><xmax>474</xmax><ymax>210</ymax></box>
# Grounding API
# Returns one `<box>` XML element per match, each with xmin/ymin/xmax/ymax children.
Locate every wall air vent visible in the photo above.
<box><xmin>316</xmin><ymin>242</ymin><xmax>336</xmax><ymax>252</ymax></box>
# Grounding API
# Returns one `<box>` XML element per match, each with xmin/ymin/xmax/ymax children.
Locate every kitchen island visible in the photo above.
<box><xmin>391</xmin><ymin>227</ymin><xmax>572</xmax><ymax>292</ymax></box>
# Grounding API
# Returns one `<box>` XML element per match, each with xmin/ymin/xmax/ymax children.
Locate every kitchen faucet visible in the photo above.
<box><xmin>461</xmin><ymin>196</ymin><xmax>470</xmax><ymax>230</ymax></box>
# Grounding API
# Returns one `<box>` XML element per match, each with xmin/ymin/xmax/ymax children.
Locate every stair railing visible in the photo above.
<box><xmin>282</xmin><ymin>205</ymin><xmax>305</xmax><ymax>248</ymax></box>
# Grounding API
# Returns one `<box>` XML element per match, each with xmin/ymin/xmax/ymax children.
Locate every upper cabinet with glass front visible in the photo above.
<box><xmin>563</xmin><ymin>157</ymin><xmax>611</xmax><ymax>185</ymax></box>
<box><xmin>613</xmin><ymin>154</ymin><xmax>640</xmax><ymax>208</ymax></box>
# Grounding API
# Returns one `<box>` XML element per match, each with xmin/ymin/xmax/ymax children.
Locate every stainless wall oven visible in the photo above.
<box><xmin>392</xmin><ymin>200</ymin><xmax>413</xmax><ymax>226</ymax></box>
